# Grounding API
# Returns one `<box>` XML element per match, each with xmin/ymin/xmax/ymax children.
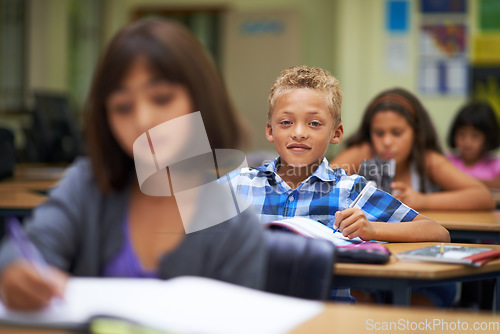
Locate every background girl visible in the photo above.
<box><xmin>447</xmin><ymin>101</ymin><xmax>500</xmax><ymax>189</ymax></box>
<box><xmin>331</xmin><ymin>87</ymin><xmax>494</xmax><ymax>211</ymax></box>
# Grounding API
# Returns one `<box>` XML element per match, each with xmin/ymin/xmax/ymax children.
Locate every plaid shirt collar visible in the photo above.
<box><xmin>255</xmin><ymin>157</ymin><xmax>337</xmax><ymax>185</ymax></box>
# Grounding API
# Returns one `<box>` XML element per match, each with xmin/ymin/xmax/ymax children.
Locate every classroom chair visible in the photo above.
<box><xmin>264</xmin><ymin>230</ymin><xmax>336</xmax><ymax>300</ymax></box>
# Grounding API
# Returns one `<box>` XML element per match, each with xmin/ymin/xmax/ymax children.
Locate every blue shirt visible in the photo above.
<box><xmin>222</xmin><ymin>157</ymin><xmax>418</xmax><ymax>226</ymax></box>
<box><xmin>220</xmin><ymin>156</ymin><xmax>419</xmax><ymax>303</ymax></box>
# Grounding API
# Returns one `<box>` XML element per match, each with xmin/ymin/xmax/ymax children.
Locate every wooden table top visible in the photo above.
<box><xmin>294</xmin><ymin>302</ymin><xmax>500</xmax><ymax>333</ymax></box>
<box><xmin>1</xmin><ymin>302</ymin><xmax>498</xmax><ymax>334</ymax></box>
<box><xmin>0</xmin><ymin>189</ymin><xmax>47</xmax><ymax>210</ymax></box>
<box><xmin>335</xmin><ymin>242</ymin><xmax>500</xmax><ymax>280</ymax></box>
<box><xmin>421</xmin><ymin>210</ymin><xmax>500</xmax><ymax>231</ymax></box>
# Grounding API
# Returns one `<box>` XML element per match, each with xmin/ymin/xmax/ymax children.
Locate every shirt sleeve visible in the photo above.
<box><xmin>350</xmin><ymin>176</ymin><xmax>419</xmax><ymax>222</ymax></box>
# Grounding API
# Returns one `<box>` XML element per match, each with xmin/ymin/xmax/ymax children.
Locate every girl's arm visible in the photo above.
<box><xmin>423</xmin><ymin>151</ymin><xmax>494</xmax><ymax>210</ymax></box>
<box><xmin>330</xmin><ymin>142</ymin><xmax>373</xmax><ymax>175</ymax></box>
<box><xmin>481</xmin><ymin>174</ymin><xmax>500</xmax><ymax>189</ymax></box>
<box><xmin>334</xmin><ymin>210</ymin><xmax>450</xmax><ymax>242</ymax></box>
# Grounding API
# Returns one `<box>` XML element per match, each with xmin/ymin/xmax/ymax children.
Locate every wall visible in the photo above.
<box><xmin>28</xmin><ymin>0</ymin><xmax>69</xmax><ymax>95</ymax></box>
<box><xmin>334</xmin><ymin>0</ymin><xmax>475</xmax><ymax>156</ymax></box>
<box><xmin>21</xmin><ymin>0</ymin><xmax>481</xmax><ymax>156</ymax></box>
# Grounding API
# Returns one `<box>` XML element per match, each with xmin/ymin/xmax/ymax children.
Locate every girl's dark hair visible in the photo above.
<box><xmin>447</xmin><ymin>101</ymin><xmax>500</xmax><ymax>152</ymax></box>
<box><xmin>345</xmin><ymin>87</ymin><xmax>442</xmax><ymax>192</ymax></box>
<box><xmin>84</xmin><ymin>19</ymin><xmax>247</xmax><ymax>192</ymax></box>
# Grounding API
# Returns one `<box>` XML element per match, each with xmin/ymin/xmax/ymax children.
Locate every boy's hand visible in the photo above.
<box><xmin>0</xmin><ymin>261</ymin><xmax>68</xmax><ymax>310</ymax></box>
<box><xmin>333</xmin><ymin>208</ymin><xmax>375</xmax><ymax>240</ymax></box>
<box><xmin>391</xmin><ymin>181</ymin><xmax>426</xmax><ymax>209</ymax></box>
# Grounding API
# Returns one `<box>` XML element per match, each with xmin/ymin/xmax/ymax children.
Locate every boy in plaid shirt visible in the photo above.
<box><xmin>223</xmin><ymin>65</ymin><xmax>448</xmax><ymax>242</ymax></box>
<box><xmin>221</xmin><ymin>66</ymin><xmax>449</xmax><ymax>301</ymax></box>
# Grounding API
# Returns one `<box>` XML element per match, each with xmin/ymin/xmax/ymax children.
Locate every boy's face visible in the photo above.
<box><xmin>266</xmin><ymin>88</ymin><xmax>343</xmax><ymax>168</ymax></box>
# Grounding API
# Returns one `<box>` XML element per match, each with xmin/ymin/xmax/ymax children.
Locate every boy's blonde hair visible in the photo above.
<box><xmin>268</xmin><ymin>66</ymin><xmax>342</xmax><ymax>125</ymax></box>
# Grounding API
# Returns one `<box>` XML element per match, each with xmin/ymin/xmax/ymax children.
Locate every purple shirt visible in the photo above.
<box><xmin>103</xmin><ymin>215</ymin><xmax>158</xmax><ymax>278</ymax></box>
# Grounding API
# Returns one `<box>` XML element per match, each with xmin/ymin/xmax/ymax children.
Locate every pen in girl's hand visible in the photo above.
<box><xmin>7</xmin><ymin>216</ymin><xmax>50</xmax><ymax>280</ymax></box>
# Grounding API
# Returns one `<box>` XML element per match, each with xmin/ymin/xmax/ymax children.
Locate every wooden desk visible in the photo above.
<box><xmin>0</xmin><ymin>189</ymin><xmax>47</xmax><ymax>216</ymax></box>
<box><xmin>294</xmin><ymin>303</ymin><xmax>500</xmax><ymax>334</ymax></box>
<box><xmin>0</xmin><ymin>189</ymin><xmax>48</xmax><ymax>237</ymax></box>
<box><xmin>334</xmin><ymin>242</ymin><xmax>500</xmax><ymax>310</ymax></box>
<box><xmin>0</xmin><ymin>164</ymin><xmax>63</xmax><ymax>193</ymax></box>
<box><xmin>1</xmin><ymin>303</ymin><xmax>499</xmax><ymax>334</ymax></box>
<box><xmin>12</xmin><ymin>163</ymin><xmax>66</xmax><ymax>181</ymax></box>
<box><xmin>0</xmin><ymin>164</ymin><xmax>62</xmax><ymax>217</ymax></box>
<box><xmin>421</xmin><ymin>210</ymin><xmax>500</xmax><ymax>243</ymax></box>
<box><xmin>492</xmin><ymin>189</ymin><xmax>500</xmax><ymax>207</ymax></box>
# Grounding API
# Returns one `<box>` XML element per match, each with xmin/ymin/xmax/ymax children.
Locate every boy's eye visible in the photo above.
<box><xmin>310</xmin><ymin>121</ymin><xmax>321</xmax><ymax>127</ymax></box>
<box><xmin>280</xmin><ymin>120</ymin><xmax>292</xmax><ymax>125</ymax></box>
<box><xmin>392</xmin><ymin>130</ymin><xmax>403</xmax><ymax>137</ymax></box>
<box><xmin>373</xmin><ymin>130</ymin><xmax>384</xmax><ymax>137</ymax></box>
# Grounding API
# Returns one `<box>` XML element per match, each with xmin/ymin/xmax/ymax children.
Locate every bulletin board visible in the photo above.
<box><xmin>418</xmin><ymin>0</ymin><xmax>468</xmax><ymax>96</ymax></box>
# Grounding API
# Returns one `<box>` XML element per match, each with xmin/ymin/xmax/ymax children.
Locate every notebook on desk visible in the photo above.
<box><xmin>264</xmin><ymin>217</ymin><xmax>391</xmax><ymax>264</ymax></box>
<box><xmin>0</xmin><ymin>276</ymin><xmax>323</xmax><ymax>334</ymax></box>
<box><xmin>396</xmin><ymin>245</ymin><xmax>500</xmax><ymax>267</ymax></box>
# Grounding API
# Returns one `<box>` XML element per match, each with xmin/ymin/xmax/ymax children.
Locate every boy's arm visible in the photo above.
<box><xmin>334</xmin><ymin>210</ymin><xmax>450</xmax><ymax>242</ymax></box>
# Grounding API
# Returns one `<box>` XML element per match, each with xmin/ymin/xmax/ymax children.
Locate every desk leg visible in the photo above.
<box><xmin>391</xmin><ymin>284</ymin><xmax>411</xmax><ymax>306</ymax></box>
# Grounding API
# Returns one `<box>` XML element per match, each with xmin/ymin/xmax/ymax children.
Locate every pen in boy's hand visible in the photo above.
<box><xmin>332</xmin><ymin>181</ymin><xmax>376</xmax><ymax>233</ymax></box>
<box><xmin>7</xmin><ymin>216</ymin><xmax>50</xmax><ymax>280</ymax></box>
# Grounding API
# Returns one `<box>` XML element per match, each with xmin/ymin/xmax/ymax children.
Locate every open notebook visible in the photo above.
<box><xmin>0</xmin><ymin>276</ymin><xmax>322</xmax><ymax>333</ymax></box>
<box><xmin>264</xmin><ymin>217</ymin><xmax>365</xmax><ymax>247</ymax></box>
<box><xmin>264</xmin><ymin>217</ymin><xmax>391</xmax><ymax>264</ymax></box>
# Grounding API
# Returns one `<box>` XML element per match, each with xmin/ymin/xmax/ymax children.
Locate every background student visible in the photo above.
<box><xmin>447</xmin><ymin>101</ymin><xmax>500</xmax><ymax>189</ymax></box>
<box><xmin>0</xmin><ymin>18</ymin><xmax>267</xmax><ymax>310</ymax></box>
<box><xmin>331</xmin><ymin>87</ymin><xmax>494</xmax><ymax>211</ymax></box>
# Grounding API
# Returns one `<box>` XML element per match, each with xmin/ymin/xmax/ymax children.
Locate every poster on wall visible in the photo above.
<box><xmin>385</xmin><ymin>0</ymin><xmax>410</xmax><ymax>74</ymax></box>
<box><xmin>418</xmin><ymin>0</ymin><xmax>467</xmax><ymax>96</ymax></box>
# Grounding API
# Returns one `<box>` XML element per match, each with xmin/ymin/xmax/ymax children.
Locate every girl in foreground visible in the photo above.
<box><xmin>0</xmin><ymin>19</ymin><xmax>266</xmax><ymax>310</ymax></box>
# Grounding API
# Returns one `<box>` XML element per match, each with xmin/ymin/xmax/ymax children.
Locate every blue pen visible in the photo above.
<box><xmin>7</xmin><ymin>216</ymin><xmax>49</xmax><ymax>280</ymax></box>
<box><xmin>332</xmin><ymin>181</ymin><xmax>375</xmax><ymax>233</ymax></box>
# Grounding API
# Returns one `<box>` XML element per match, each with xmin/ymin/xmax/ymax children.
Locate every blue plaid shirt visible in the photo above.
<box><xmin>220</xmin><ymin>156</ymin><xmax>419</xmax><ymax>303</ymax></box>
<box><xmin>222</xmin><ymin>157</ymin><xmax>418</xmax><ymax>225</ymax></box>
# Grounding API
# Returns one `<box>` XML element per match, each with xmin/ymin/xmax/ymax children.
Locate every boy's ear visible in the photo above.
<box><xmin>266</xmin><ymin>122</ymin><xmax>274</xmax><ymax>143</ymax></box>
<box><xmin>330</xmin><ymin>123</ymin><xmax>344</xmax><ymax>144</ymax></box>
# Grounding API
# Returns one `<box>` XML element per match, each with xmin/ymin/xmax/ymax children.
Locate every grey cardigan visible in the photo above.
<box><xmin>0</xmin><ymin>158</ymin><xmax>267</xmax><ymax>289</ymax></box>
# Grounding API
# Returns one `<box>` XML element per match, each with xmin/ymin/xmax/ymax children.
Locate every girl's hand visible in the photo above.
<box><xmin>0</xmin><ymin>261</ymin><xmax>68</xmax><ymax>310</ymax></box>
<box><xmin>333</xmin><ymin>208</ymin><xmax>375</xmax><ymax>240</ymax></box>
<box><xmin>391</xmin><ymin>181</ymin><xmax>426</xmax><ymax>209</ymax></box>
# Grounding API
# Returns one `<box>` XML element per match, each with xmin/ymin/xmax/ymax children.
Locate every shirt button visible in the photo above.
<box><xmin>289</xmin><ymin>196</ymin><xmax>294</xmax><ymax>201</ymax></box>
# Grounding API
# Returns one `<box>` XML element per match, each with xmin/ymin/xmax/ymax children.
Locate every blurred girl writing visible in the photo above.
<box><xmin>0</xmin><ymin>19</ymin><xmax>266</xmax><ymax>310</ymax></box>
